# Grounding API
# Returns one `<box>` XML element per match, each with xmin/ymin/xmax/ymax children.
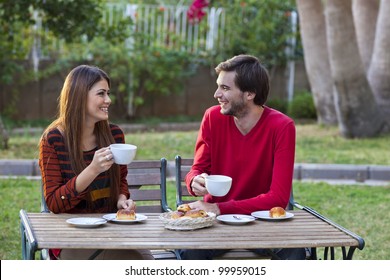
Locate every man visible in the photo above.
<box><xmin>180</xmin><ymin>54</ymin><xmax>306</xmax><ymax>260</ymax></box>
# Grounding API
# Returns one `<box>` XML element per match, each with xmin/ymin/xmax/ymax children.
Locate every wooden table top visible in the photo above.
<box><xmin>21</xmin><ymin>210</ymin><xmax>361</xmax><ymax>251</ymax></box>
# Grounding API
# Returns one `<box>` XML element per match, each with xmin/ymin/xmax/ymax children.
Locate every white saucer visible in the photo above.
<box><xmin>251</xmin><ymin>211</ymin><xmax>294</xmax><ymax>220</ymax></box>
<box><xmin>66</xmin><ymin>217</ymin><xmax>107</xmax><ymax>228</ymax></box>
<box><xmin>217</xmin><ymin>214</ymin><xmax>255</xmax><ymax>225</ymax></box>
<box><xmin>102</xmin><ymin>213</ymin><xmax>148</xmax><ymax>223</ymax></box>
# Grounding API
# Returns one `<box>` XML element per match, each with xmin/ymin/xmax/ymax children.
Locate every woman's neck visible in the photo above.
<box><xmin>81</xmin><ymin>123</ymin><xmax>97</xmax><ymax>151</ymax></box>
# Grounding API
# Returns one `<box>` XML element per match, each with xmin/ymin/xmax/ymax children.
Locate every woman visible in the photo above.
<box><xmin>39</xmin><ymin>65</ymin><xmax>153</xmax><ymax>260</ymax></box>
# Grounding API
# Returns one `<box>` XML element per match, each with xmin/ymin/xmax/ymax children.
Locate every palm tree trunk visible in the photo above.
<box><xmin>352</xmin><ymin>0</ymin><xmax>379</xmax><ymax>72</ymax></box>
<box><xmin>296</xmin><ymin>0</ymin><xmax>337</xmax><ymax>125</ymax></box>
<box><xmin>367</xmin><ymin>0</ymin><xmax>390</xmax><ymax>123</ymax></box>
<box><xmin>325</xmin><ymin>0</ymin><xmax>386</xmax><ymax>138</ymax></box>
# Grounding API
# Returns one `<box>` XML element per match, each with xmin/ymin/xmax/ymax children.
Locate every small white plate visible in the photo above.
<box><xmin>66</xmin><ymin>217</ymin><xmax>107</xmax><ymax>228</ymax></box>
<box><xmin>217</xmin><ymin>214</ymin><xmax>255</xmax><ymax>225</ymax></box>
<box><xmin>102</xmin><ymin>213</ymin><xmax>148</xmax><ymax>223</ymax></box>
<box><xmin>251</xmin><ymin>211</ymin><xmax>294</xmax><ymax>220</ymax></box>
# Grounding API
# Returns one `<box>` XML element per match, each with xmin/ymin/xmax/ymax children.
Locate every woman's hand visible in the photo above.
<box><xmin>89</xmin><ymin>147</ymin><xmax>114</xmax><ymax>175</ymax></box>
<box><xmin>117</xmin><ymin>198</ymin><xmax>136</xmax><ymax>211</ymax></box>
<box><xmin>75</xmin><ymin>147</ymin><xmax>114</xmax><ymax>193</ymax></box>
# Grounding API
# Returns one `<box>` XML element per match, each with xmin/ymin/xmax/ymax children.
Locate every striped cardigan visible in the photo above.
<box><xmin>39</xmin><ymin>124</ymin><xmax>130</xmax><ymax>214</ymax></box>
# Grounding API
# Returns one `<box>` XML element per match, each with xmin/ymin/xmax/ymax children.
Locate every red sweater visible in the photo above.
<box><xmin>185</xmin><ymin>106</ymin><xmax>296</xmax><ymax>215</ymax></box>
<box><xmin>39</xmin><ymin>124</ymin><xmax>129</xmax><ymax>214</ymax></box>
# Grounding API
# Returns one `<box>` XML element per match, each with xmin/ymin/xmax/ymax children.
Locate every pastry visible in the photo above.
<box><xmin>170</xmin><ymin>211</ymin><xmax>185</xmax><ymax>219</ymax></box>
<box><xmin>170</xmin><ymin>205</ymin><xmax>209</xmax><ymax>219</ymax></box>
<box><xmin>116</xmin><ymin>209</ymin><xmax>136</xmax><ymax>220</ymax></box>
<box><xmin>183</xmin><ymin>209</ymin><xmax>208</xmax><ymax>218</ymax></box>
<box><xmin>177</xmin><ymin>204</ymin><xmax>192</xmax><ymax>212</ymax></box>
<box><xmin>269</xmin><ymin>206</ymin><xmax>286</xmax><ymax>218</ymax></box>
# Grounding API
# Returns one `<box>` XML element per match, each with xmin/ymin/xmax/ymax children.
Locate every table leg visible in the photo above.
<box><xmin>19</xmin><ymin>209</ymin><xmax>37</xmax><ymax>260</ymax></box>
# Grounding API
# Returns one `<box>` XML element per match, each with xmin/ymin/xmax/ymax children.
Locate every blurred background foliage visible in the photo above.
<box><xmin>0</xmin><ymin>0</ymin><xmax>299</xmax><ymax>121</ymax></box>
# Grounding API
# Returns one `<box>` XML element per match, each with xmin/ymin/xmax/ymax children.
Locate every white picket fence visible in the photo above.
<box><xmin>104</xmin><ymin>3</ymin><xmax>226</xmax><ymax>53</ymax></box>
<box><xmin>29</xmin><ymin>3</ymin><xmax>298</xmax><ymax>98</ymax></box>
<box><xmin>29</xmin><ymin>3</ymin><xmax>226</xmax><ymax>73</ymax></box>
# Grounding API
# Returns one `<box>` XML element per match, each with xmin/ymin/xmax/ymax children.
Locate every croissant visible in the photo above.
<box><xmin>177</xmin><ymin>204</ymin><xmax>192</xmax><ymax>212</ymax></box>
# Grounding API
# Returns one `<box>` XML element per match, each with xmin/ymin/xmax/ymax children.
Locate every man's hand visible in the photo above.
<box><xmin>188</xmin><ymin>200</ymin><xmax>221</xmax><ymax>216</ymax></box>
<box><xmin>191</xmin><ymin>173</ymin><xmax>209</xmax><ymax>196</ymax></box>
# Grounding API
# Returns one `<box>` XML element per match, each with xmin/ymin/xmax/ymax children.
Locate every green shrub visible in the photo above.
<box><xmin>287</xmin><ymin>91</ymin><xmax>317</xmax><ymax>120</ymax></box>
<box><xmin>266</xmin><ymin>98</ymin><xmax>288</xmax><ymax>113</ymax></box>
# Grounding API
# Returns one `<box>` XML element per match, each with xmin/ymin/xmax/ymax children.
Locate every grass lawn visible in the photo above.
<box><xmin>2</xmin><ymin>124</ymin><xmax>390</xmax><ymax>165</ymax></box>
<box><xmin>1</xmin><ymin>124</ymin><xmax>390</xmax><ymax>260</ymax></box>
<box><xmin>293</xmin><ymin>181</ymin><xmax>390</xmax><ymax>260</ymax></box>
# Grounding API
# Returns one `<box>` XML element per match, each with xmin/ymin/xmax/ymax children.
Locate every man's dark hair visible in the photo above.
<box><xmin>215</xmin><ymin>54</ymin><xmax>270</xmax><ymax>106</ymax></box>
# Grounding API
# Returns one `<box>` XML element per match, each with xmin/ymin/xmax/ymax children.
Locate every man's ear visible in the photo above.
<box><xmin>246</xmin><ymin>91</ymin><xmax>256</xmax><ymax>101</ymax></box>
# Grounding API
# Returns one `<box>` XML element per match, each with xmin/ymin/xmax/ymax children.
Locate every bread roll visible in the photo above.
<box><xmin>183</xmin><ymin>209</ymin><xmax>208</xmax><ymax>218</ymax></box>
<box><xmin>269</xmin><ymin>207</ymin><xmax>286</xmax><ymax>218</ymax></box>
<box><xmin>170</xmin><ymin>204</ymin><xmax>209</xmax><ymax>219</ymax></box>
<box><xmin>177</xmin><ymin>204</ymin><xmax>192</xmax><ymax>212</ymax></box>
<box><xmin>116</xmin><ymin>209</ymin><xmax>136</xmax><ymax>220</ymax></box>
<box><xmin>170</xmin><ymin>211</ymin><xmax>185</xmax><ymax>219</ymax></box>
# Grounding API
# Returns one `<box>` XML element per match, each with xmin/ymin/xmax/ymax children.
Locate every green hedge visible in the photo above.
<box><xmin>287</xmin><ymin>91</ymin><xmax>317</xmax><ymax>120</ymax></box>
<box><xmin>266</xmin><ymin>98</ymin><xmax>288</xmax><ymax>114</ymax></box>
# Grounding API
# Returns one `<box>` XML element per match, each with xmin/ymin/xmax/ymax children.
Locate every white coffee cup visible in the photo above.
<box><xmin>205</xmin><ymin>175</ymin><xmax>232</xmax><ymax>197</ymax></box>
<box><xmin>109</xmin><ymin>144</ymin><xmax>137</xmax><ymax>165</ymax></box>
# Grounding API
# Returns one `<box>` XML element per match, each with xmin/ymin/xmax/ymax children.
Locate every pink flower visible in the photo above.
<box><xmin>187</xmin><ymin>0</ymin><xmax>209</xmax><ymax>24</ymax></box>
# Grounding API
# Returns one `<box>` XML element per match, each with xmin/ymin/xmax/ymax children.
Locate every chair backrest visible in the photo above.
<box><xmin>175</xmin><ymin>155</ymin><xmax>295</xmax><ymax>210</ymax></box>
<box><xmin>126</xmin><ymin>158</ymin><xmax>170</xmax><ymax>213</ymax></box>
<box><xmin>175</xmin><ymin>155</ymin><xmax>202</xmax><ymax>207</ymax></box>
<box><xmin>287</xmin><ymin>189</ymin><xmax>295</xmax><ymax>210</ymax></box>
<box><xmin>40</xmin><ymin>158</ymin><xmax>170</xmax><ymax>213</ymax></box>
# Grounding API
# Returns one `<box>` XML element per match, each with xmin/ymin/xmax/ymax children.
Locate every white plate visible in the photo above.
<box><xmin>102</xmin><ymin>213</ymin><xmax>148</xmax><ymax>223</ymax></box>
<box><xmin>251</xmin><ymin>211</ymin><xmax>294</xmax><ymax>220</ymax></box>
<box><xmin>66</xmin><ymin>217</ymin><xmax>107</xmax><ymax>228</ymax></box>
<box><xmin>217</xmin><ymin>214</ymin><xmax>255</xmax><ymax>225</ymax></box>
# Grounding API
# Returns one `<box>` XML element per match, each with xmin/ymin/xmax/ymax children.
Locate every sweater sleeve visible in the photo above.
<box><xmin>185</xmin><ymin>109</ymin><xmax>212</xmax><ymax>196</ymax></box>
<box><xmin>39</xmin><ymin>136</ymin><xmax>89</xmax><ymax>213</ymax></box>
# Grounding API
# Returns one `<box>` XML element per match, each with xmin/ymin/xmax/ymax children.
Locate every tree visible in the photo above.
<box><xmin>296</xmin><ymin>0</ymin><xmax>389</xmax><ymax>138</ymax></box>
<box><xmin>213</xmin><ymin>0</ymin><xmax>296</xmax><ymax>66</ymax></box>
<box><xmin>0</xmin><ymin>116</ymin><xmax>9</xmax><ymax>149</ymax></box>
<box><xmin>367</xmin><ymin>0</ymin><xmax>390</xmax><ymax>119</ymax></box>
<box><xmin>296</xmin><ymin>0</ymin><xmax>337</xmax><ymax>125</ymax></box>
<box><xmin>0</xmin><ymin>0</ymin><xmax>129</xmax><ymax>149</ymax></box>
<box><xmin>0</xmin><ymin>0</ymin><xmax>129</xmax><ymax>84</ymax></box>
<box><xmin>352</xmin><ymin>0</ymin><xmax>379</xmax><ymax>72</ymax></box>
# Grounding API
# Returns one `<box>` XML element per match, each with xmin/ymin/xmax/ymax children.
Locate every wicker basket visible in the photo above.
<box><xmin>159</xmin><ymin>212</ymin><xmax>216</xmax><ymax>231</ymax></box>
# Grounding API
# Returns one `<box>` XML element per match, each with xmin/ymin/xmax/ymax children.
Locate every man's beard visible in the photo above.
<box><xmin>221</xmin><ymin>95</ymin><xmax>247</xmax><ymax>118</ymax></box>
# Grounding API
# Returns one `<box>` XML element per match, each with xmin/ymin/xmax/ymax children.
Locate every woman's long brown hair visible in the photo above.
<box><xmin>41</xmin><ymin>65</ymin><xmax>120</xmax><ymax>210</ymax></box>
